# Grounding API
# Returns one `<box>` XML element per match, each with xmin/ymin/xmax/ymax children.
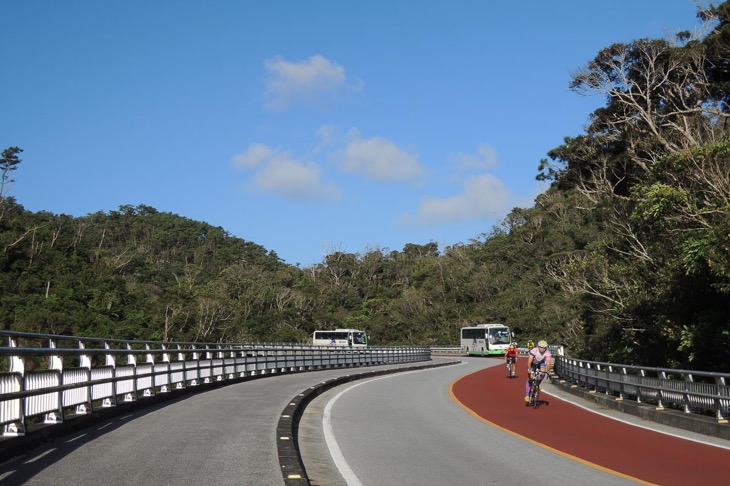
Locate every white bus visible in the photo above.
<box><xmin>312</xmin><ymin>329</ymin><xmax>368</xmax><ymax>347</ymax></box>
<box><xmin>461</xmin><ymin>323</ymin><xmax>512</xmax><ymax>356</ymax></box>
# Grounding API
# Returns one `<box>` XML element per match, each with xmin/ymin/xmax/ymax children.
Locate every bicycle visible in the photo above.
<box><xmin>506</xmin><ymin>358</ymin><xmax>515</xmax><ymax>379</ymax></box>
<box><xmin>527</xmin><ymin>369</ymin><xmax>543</xmax><ymax>408</ymax></box>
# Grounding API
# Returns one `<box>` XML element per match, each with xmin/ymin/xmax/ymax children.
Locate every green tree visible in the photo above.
<box><xmin>0</xmin><ymin>146</ymin><xmax>23</xmax><ymax>217</ymax></box>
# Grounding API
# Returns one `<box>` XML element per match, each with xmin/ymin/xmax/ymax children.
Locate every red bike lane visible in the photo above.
<box><xmin>450</xmin><ymin>358</ymin><xmax>730</xmax><ymax>485</ymax></box>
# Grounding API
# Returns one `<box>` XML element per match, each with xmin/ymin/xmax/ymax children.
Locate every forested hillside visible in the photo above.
<box><xmin>2</xmin><ymin>3</ymin><xmax>729</xmax><ymax>371</ymax></box>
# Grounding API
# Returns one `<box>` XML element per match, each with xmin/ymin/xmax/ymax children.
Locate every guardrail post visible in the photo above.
<box><xmin>48</xmin><ymin>338</ymin><xmax>62</xmax><ymax>373</ymax></box>
<box><xmin>175</xmin><ymin>345</ymin><xmax>187</xmax><ymax>389</ymax></box>
<box><xmin>125</xmin><ymin>343</ymin><xmax>138</xmax><ymax>402</ymax></box>
<box><xmin>44</xmin><ymin>339</ymin><xmax>64</xmax><ymax>424</ymax></box>
<box><xmin>204</xmin><ymin>346</ymin><xmax>213</xmax><ymax>384</ymax></box>
<box><xmin>682</xmin><ymin>373</ymin><xmax>693</xmax><ymax>413</ymax></box>
<box><xmin>3</xmin><ymin>337</ymin><xmax>25</xmax><ymax>436</ymax></box>
<box><xmin>7</xmin><ymin>337</ymin><xmax>24</xmax><ymax>376</ymax></box>
<box><xmin>160</xmin><ymin>344</ymin><xmax>171</xmax><ymax>393</ymax></box>
<box><xmin>637</xmin><ymin>369</ymin><xmax>646</xmax><ymax>403</ymax></box>
<box><xmin>103</xmin><ymin>342</ymin><xmax>117</xmax><ymax>407</ymax></box>
<box><xmin>215</xmin><ymin>346</ymin><xmax>225</xmax><ymax>381</ymax></box>
<box><xmin>236</xmin><ymin>347</ymin><xmax>247</xmax><ymax>378</ymax></box>
<box><xmin>617</xmin><ymin>367</ymin><xmax>627</xmax><ymax>400</ymax></box>
<box><xmin>656</xmin><ymin>371</ymin><xmax>666</xmax><ymax>410</ymax></box>
<box><xmin>145</xmin><ymin>344</ymin><xmax>154</xmax><ymax>366</ymax></box>
<box><xmin>189</xmin><ymin>346</ymin><xmax>200</xmax><ymax>386</ymax></box>
<box><xmin>226</xmin><ymin>348</ymin><xmax>235</xmax><ymax>380</ymax></box>
<box><xmin>75</xmin><ymin>340</ymin><xmax>92</xmax><ymax>415</ymax></box>
<box><xmin>604</xmin><ymin>365</ymin><xmax>613</xmax><ymax>395</ymax></box>
<box><xmin>715</xmin><ymin>376</ymin><xmax>728</xmax><ymax>423</ymax></box>
<box><xmin>577</xmin><ymin>361</ymin><xmax>585</xmax><ymax>388</ymax></box>
<box><xmin>138</xmin><ymin>344</ymin><xmax>155</xmax><ymax>398</ymax></box>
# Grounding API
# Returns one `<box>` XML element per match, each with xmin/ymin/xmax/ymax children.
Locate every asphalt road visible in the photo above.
<box><xmin>3</xmin><ymin>356</ymin><xmax>728</xmax><ymax>486</ymax></box>
<box><xmin>0</xmin><ymin>363</ymin><xmax>422</xmax><ymax>486</ymax></box>
<box><xmin>299</xmin><ymin>357</ymin><xmax>642</xmax><ymax>486</ymax></box>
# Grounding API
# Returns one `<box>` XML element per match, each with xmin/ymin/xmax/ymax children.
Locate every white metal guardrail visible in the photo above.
<box><xmin>554</xmin><ymin>356</ymin><xmax>730</xmax><ymax>422</ymax></box>
<box><xmin>0</xmin><ymin>330</ymin><xmax>431</xmax><ymax>437</ymax></box>
<box><xmin>429</xmin><ymin>346</ymin><xmax>461</xmax><ymax>354</ymax></box>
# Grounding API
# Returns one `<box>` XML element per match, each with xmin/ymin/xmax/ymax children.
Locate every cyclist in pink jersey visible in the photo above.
<box><xmin>525</xmin><ymin>340</ymin><xmax>551</xmax><ymax>403</ymax></box>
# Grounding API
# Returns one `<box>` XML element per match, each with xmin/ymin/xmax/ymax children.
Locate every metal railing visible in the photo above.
<box><xmin>554</xmin><ymin>356</ymin><xmax>730</xmax><ymax>422</ymax></box>
<box><xmin>429</xmin><ymin>345</ymin><xmax>461</xmax><ymax>354</ymax></box>
<box><xmin>0</xmin><ymin>330</ymin><xmax>431</xmax><ymax>437</ymax></box>
<box><xmin>430</xmin><ymin>345</ymin><xmax>565</xmax><ymax>356</ymax></box>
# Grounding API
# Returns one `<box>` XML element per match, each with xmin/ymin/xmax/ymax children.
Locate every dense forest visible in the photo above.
<box><xmin>2</xmin><ymin>4</ymin><xmax>729</xmax><ymax>372</ymax></box>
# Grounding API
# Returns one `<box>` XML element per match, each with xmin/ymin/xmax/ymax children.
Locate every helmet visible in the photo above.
<box><xmin>537</xmin><ymin>340</ymin><xmax>548</xmax><ymax>348</ymax></box>
<box><xmin>508</xmin><ymin>343</ymin><xmax>515</xmax><ymax>349</ymax></box>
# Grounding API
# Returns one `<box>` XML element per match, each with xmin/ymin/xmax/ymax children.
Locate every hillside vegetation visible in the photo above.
<box><xmin>2</xmin><ymin>3</ymin><xmax>729</xmax><ymax>371</ymax></box>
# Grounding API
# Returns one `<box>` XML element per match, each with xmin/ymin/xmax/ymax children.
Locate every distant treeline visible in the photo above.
<box><xmin>2</xmin><ymin>3</ymin><xmax>729</xmax><ymax>372</ymax></box>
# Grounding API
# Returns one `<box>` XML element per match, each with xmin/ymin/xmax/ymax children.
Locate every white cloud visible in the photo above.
<box><xmin>231</xmin><ymin>144</ymin><xmax>340</xmax><ymax>201</ymax></box>
<box><xmin>263</xmin><ymin>55</ymin><xmax>358</xmax><ymax>109</ymax></box>
<box><xmin>413</xmin><ymin>173</ymin><xmax>511</xmax><ymax>223</ymax></box>
<box><xmin>451</xmin><ymin>143</ymin><xmax>499</xmax><ymax>170</ymax></box>
<box><xmin>231</xmin><ymin>143</ymin><xmax>274</xmax><ymax>169</ymax></box>
<box><xmin>314</xmin><ymin>124</ymin><xmax>339</xmax><ymax>154</ymax></box>
<box><xmin>337</xmin><ymin>129</ymin><xmax>422</xmax><ymax>181</ymax></box>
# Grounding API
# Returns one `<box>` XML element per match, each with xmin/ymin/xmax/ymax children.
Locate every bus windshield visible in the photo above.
<box><xmin>488</xmin><ymin>327</ymin><xmax>511</xmax><ymax>345</ymax></box>
<box><xmin>351</xmin><ymin>331</ymin><xmax>367</xmax><ymax>346</ymax></box>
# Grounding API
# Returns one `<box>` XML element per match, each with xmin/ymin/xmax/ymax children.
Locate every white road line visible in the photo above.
<box><xmin>23</xmin><ymin>448</ymin><xmax>55</xmax><ymax>464</ymax></box>
<box><xmin>0</xmin><ymin>471</ymin><xmax>16</xmax><ymax>481</ymax></box>
<box><xmin>323</xmin><ymin>381</ymin><xmax>368</xmax><ymax>486</ymax></box>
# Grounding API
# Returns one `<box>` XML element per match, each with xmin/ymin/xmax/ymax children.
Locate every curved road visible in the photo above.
<box><xmin>2</xmin><ymin>357</ymin><xmax>728</xmax><ymax>485</ymax></box>
<box><xmin>300</xmin><ymin>357</ymin><xmax>730</xmax><ymax>485</ymax></box>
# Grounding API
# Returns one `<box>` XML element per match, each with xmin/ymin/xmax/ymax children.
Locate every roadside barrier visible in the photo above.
<box><xmin>554</xmin><ymin>356</ymin><xmax>730</xmax><ymax>424</ymax></box>
<box><xmin>0</xmin><ymin>330</ymin><xmax>430</xmax><ymax>440</ymax></box>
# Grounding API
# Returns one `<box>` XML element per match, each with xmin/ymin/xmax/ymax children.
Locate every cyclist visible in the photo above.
<box><xmin>505</xmin><ymin>343</ymin><xmax>518</xmax><ymax>377</ymax></box>
<box><xmin>525</xmin><ymin>340</ymin><xmax>551</xmax><ymax>403</ymax></box>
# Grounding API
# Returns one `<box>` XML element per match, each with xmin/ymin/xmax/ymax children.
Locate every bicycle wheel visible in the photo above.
<box><xmin>507</xmin><ymin>362</ymin><xmax>513</xmax><ymax>378</ymax></box>
<box><xmin>529</xmin><ymin>377</ymin><xmax>540</xmax><ymax>408</ymax></box>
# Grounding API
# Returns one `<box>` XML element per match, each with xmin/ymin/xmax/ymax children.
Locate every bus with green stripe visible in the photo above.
<box><xmin>460</xmin><ymin>323</ymin><xmax>512</xmax><ymax>356</ymax></box>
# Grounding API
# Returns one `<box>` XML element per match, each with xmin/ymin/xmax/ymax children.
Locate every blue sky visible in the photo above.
<box><xmin>1</xmin><ymin>1</ymin><xmax>705</xmax><ymax>267</ymax></box>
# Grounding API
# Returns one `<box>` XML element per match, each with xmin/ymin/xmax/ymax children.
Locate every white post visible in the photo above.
<box><xmin>103</xmin><ymin>342</ymin><xmax>116</xmax><ymax>407</ymax></box>
<box><xmin>44</xmin><ymin>339</ymin><xmax>64</xmax><ymax>423</ymax></box>
<box><xmin>4</xmin><ymin>337</ymin><xmax>26</xmax><ymax>436</ymax></box>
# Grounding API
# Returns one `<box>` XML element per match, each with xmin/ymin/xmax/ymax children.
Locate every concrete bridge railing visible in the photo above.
<box><xmin>0</xmin><ymin>330</ymin><xmax>430</xmax><ymax>438</ymax></box>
